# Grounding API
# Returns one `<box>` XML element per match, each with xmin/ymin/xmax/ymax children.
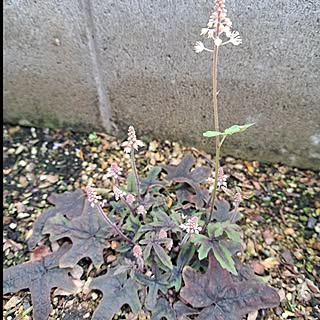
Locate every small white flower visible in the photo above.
<box><xmin>207</xmin><ymin>29</ymin><xmax>214</xmax><ymax>39</ymax></box>
<box><xmin>214</xmin><ymin>37</ymin><xmax>223</xmax><ymax>47</ymax></box>
<box><xmin>136</xmin><ymin>205</ymin><xmax>147</xmax><ymax>215</ymax></box>
<box><xmin>229</xmin><ymin>31</ymin><xmax>242</xmax><ymax>46</ymax></box>
<box><xmin>200</xmin><ymin>28</ymin><xmax>209</xmax><ymax>36</ymax></box>
<box><xmin>194</xmin><ymin>41</ymin><xmax>205</xmax><ymax>53</ymax></box>
<box><xmin>224</xmin><ymin>18</ymin><xmax>232</xmax><ymax>27</ymax></box>
<box><xmin>224</xmin><ymin>26</ymin><xmax>232</xmax><ymax>38</ymax></box>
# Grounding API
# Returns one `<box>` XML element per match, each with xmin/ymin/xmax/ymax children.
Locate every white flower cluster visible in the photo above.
<box><xmin>194</xmin><ymin>0</ymin><xmax>242</xmax><ymax>53</ymax></box>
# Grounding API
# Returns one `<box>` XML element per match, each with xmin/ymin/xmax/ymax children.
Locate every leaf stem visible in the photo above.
<box><xmin>205</xmin><ymin>42</ymin><xmax>220</xmax><ymax>228</ymax></box>
<box><xmin>96</xmin><ymin>204</ymin><xmax>134</xmax><ymax>244</ymax></box>
<box><xmin>130</xmin><ymin>148</ymin><xmax>142</xmax><ymax>202</ymax></box>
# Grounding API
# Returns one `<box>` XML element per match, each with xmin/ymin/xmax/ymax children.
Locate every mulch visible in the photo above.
<box><xmin>3</xmin><ymin>125</ymin><xmax>320</xmax><ymax>320</ymax></box>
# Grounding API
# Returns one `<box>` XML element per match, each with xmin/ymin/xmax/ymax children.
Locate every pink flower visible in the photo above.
<box><xmin>133</xmin><ymin>244</ymin><xmax>142</xmax><ymax>258</ymax></box>
<box><xmin>125</xmin><ymin>194</ymin><xmax>136</xmax><ymax>205</ymax></box>
<box><xmin>158</xmin><ymin>229</ymin><xmax>167</xmax><ymax>239</ymax></box>
<box><xmin>121</xmin><ymin>126</ymin><xmax>144</xmax><ymax>154</ymax></box>
<box><xmin>180</xmin><ymin>216</ymin><xmax>202</xmax><ymax>234</ymax></box>
<box><xmin>85</xmin><ymin>186</ymin><xmax>102</xmax><ymax>207</ymax></box>
<box><xmin>106</xmin><ymin>163</ymin><xmax>122</xmax><ymax>179</ymax></box>
<box><xmin>213</xmin><ymin>167</ymin><xmax>228</xmax><ymax>188</ymax></box>
<box><xmin>234</xmin><ymin>192</ymin><xmax>242</xmax><ymax>204</ymax></box>
<box><xmin>113</xmin><ymin>186</ymin><xmax>126</xmax><ymax>201</ymax></box>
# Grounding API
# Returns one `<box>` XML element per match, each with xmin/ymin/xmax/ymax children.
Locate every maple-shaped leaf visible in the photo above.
<box><xmin>180</xmin><ymin>253</ymin><xmax>280</xmax><ymax>320</ymax></box>
<box><xmin>42</xmin><ymin>200</ymin><xmax>116</xmax><ymax>268</ymax></box>
<box><xmin>3</xmin><ymin>243</ymin><xmax>79</xmax><ymax>320</ymax></box>
<box><xmin>28</xmin><ymin>190</ymin><xmax>86</xmax><ymax>250</ymax></box>
<box><xmin>176</xmin><ymin>184</ymin><xmax>210</xmax><ymax>210</ymax></box>
<box><xmin>135</xmin><ymin>268</ymin><xmax>170</xmax><ymax>309</ymax></box>
<box><xmin>139</xmin><ymin>167</ymin><xmax>165</xmax><ymax>194</ymax></box>
<box><xmin>161</xmin><ymin>154</ymin><xmax>211</xmax><ymax>209</ymax></box>
<box><xmin>151</xmin><ymin>298</ymin><xmax>176</xmax><ymax>320</ymax></box>
<box><xmin>89</xmin><ymin>271</ymin><xmax>141</xmax><ymax>320</ymax></box>
<box><xmin>211</xmin><ymin>200</ymin><xmax>241</xmax><ymax>223</ymax></box>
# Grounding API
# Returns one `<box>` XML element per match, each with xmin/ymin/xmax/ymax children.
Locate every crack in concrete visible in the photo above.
<box><xmin>80</xmin><ymin>0</ymin><xmax>112</xmax><ymax>132</ymax></box>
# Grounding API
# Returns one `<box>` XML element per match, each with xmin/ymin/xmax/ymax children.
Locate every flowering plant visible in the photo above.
<box><xmin>4</xmin><ymin>1</ymin><xmax>280</xmax><ymax>319</ymax></box>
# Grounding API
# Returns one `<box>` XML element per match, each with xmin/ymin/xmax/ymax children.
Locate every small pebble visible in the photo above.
<box><xmin>17</xmin><ymin>212</ymin><xmax>30</xmax><ymax>219</ymax></box>
<box><xmin>18</xmin><ymin>160</ymin><xmax>27</xmax><ymax>167</ymax></box>
<box><xmin>9</xmin><ymin>223</ymin><xmax>17</xmax><ymax>230</ymax></box>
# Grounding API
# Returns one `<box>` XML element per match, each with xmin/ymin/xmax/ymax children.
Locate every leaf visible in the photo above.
<box><xmin>176</xmin><ymin>184</ymin><xmax>210</xmax><ymax>210</ymax></box>
<box><xmin>42</xmin><ymin>200</ymin><xmax>116</xmax><ymax>268</ymax></box>
<box><xmin>211</xmin><ymin>200</ymin><xmax>241</xmax><ymax>223</ymax></box>
<box><xmin>3</xmin><ymin>243</ymin><xmax>79</xmax><ymax>320</ymax></box>
<box><xmin>89</xmin><ymin>270</ymin><xmax>141</xmax><ymax>320</ymax></box>
<box><xmin>223</xmin><ymin>123</ymin><xmax>255</xmax><ymax>135</ymax></box>
<box><xmin>153</xmin><ymin>243</ymin><xmax>173</xmax><ymax>269</ymax></box>
<box><xmin>151</xmin><ymin>298</ymin><xmax>176</xmax><ymax>320</ymax></box>
<box><xmin>169</xmin><ymin>243</ymin><xmax>195</xmax><ymax>291</ymax></box>
<box><xmin>180</xmin><ymin>253</ymin><xmax>280</xmax><ymax>320</ymax></box>
<box><xmin>208</xmin><ymin>222</ymin><xmax>242</xmax><ymax>243</ymax></box>
<box><xmin>28</xmin><ymin>190</ymin><xmax>85</xmax><ymax>250</ymax></box>
<box><xmin>161</xmin><ymin>154</ymin><xmax>210</xmax><ymax>209</ymax></box>
<box><xmin>139</xmin><ymin>167</ymin><xmax>165</xmax><ymax>194</ymax></box>
<box><xmin>192</xmin><ymin>234</ymin><xmax>238</xmax><ymax>275</ymax></box>
<box><xmin>127</xmin><ymin>171</ymin><xmax>137</xmax><ymax>193</ymax></box>
<box><xmin>203</xmin><ymin>131</ymin><xmax>224</xmax><ymax>137</ymax></box>
<box><xmin>135</xmin><ymin>269</ymin><xmax>170</xmax><ymax>309</ymax></box>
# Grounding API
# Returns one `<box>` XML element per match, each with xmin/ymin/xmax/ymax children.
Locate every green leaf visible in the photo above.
<box><xmin>223</xmin><ymin>123</ymin><xmax>255</xmax><ymax>136</ymax></box>
<box><xmin>203</xmin><ymin>131</ymin><xmax>224</xmax><ymax>137</ymax></box>
<box><xmin>126</xmin><ymin>171</ymin><xmax>137</xmax><ymax>193</ymax></box>
<box><xmin>212</xmin><ymin>242</ymin><xmax>237</xmax><ymax>275</ymax></box>
<box><xmin>153</xmin><ymin>243</ymin><xmax>173</xmax><ymax>270</ymax></box>
<box><xmin>209</xmin><ymin>221</ymin><xmax>242</xmax><ymax>243</ymax></box>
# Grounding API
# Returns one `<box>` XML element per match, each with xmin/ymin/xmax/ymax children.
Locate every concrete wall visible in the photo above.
<box><xmin>4</xmin><ymin>0</ymin><xmax>320</xmax><ymax>169</ymax></box>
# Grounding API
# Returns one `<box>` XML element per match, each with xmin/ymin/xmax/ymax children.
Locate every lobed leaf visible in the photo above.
<box><xmin>3</xmin><ymin>244</ymin><xmax>79</xmax><ymax>320</ymax></box>
<box><xmin>161</xmin><ymin>154</ymin><xmax>210</xmax><ymax>209</ymax></box>
<box><xmin>42</xmin><ymin>200</ymin><xmax>116</xmax><ymax>268</ymax></box>
<box><xmin>180</xmin><ymin>253</ymin><xmax>280</xmax><ymax>320</ymax></box>
<box><xmin>89</xmin><ymin>271</ymin><xmax>141</xmax><ymax>320</ymax></box>
<box><xmin>28</xmin><ymin>190</ymin><xmax>86</xmax><ymax>250</ymax></box>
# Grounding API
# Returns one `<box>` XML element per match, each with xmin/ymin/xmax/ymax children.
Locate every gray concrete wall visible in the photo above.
<box><xmin>4</xmin><ymin>0</ymin><xmax>320</xmax><ymax>169</ymax></box>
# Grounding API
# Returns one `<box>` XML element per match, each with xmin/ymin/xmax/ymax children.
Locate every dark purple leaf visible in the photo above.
<box><xmin>89</xmin><ymin>271</ymin><xmax>141</xmax><ymax>320</ymax></box>
<box><xmin>139</xmin><ymin>167</ymin><xmax>165</xmax><ymax>194</ymax></box>
<box><xmin>42</xmin><ymin>200</ymin><xmax>116</xmax><ymax>268</ymax></box>
<box><xmin>211</xmin><ymin>200</ymin><xmax>241</xmax><ymax>223</ymax></box>
<box><xmin>3</xmin><ymin>244</ymin><xmax>78</xmax><ymax>320</ymax></box>
<box><xmin>135</xmin><ymin>270</ymin><xmax>170</xmax><ymax>309</ymax></box>
<box><xmin>180</xmin><ymin>253</ymin><xmax>280</xmax><ymax>320</ymax></box>
<box><xmin>151</xmin><ymin>298</ymin><xmax>176</xmax><ymax>320</ymax></box>
<box><xmin>28</xmin><ymin>190</ymin><xmax>85</xmax><ymax>250</ymax></box>
<box><xmin>161</xmin><ymin>154</ymin><xmax>211</xmax><ymax>209</ymax></box>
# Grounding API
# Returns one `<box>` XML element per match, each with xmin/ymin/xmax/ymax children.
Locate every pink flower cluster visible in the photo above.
<box><xmin>85</xmin><ymin>186</ymin><xmax>102</xmax><ymax>207</ymax></box>
<box><xmin>180</xmin><ymin>216</ymin><xmax>202</xmax><ymax>234</ymax></box>
<box><xmin>106</xmin><ymin>163</ymin><xmax>122</xmax><ymax>179</ymax></box>
<box><xmin>133</xmin><ymin>244</ymin><xmax>142</xmax><ymax>258</ymax></box>
<box><xmin>121</xmin><ymin>126</ymin><xmax>144</xmax><ymax>154</ymax></box>
<box><xmin>213</xmin><ymin>167</ymin><xmax>228</xmax><ymax>188</ymax></box>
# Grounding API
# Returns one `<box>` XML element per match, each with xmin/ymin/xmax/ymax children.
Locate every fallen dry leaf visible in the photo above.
<box><xmin>260</xmin><ymin>257</ymin><xmax>279</xmax><ymax>269</ymax></box>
